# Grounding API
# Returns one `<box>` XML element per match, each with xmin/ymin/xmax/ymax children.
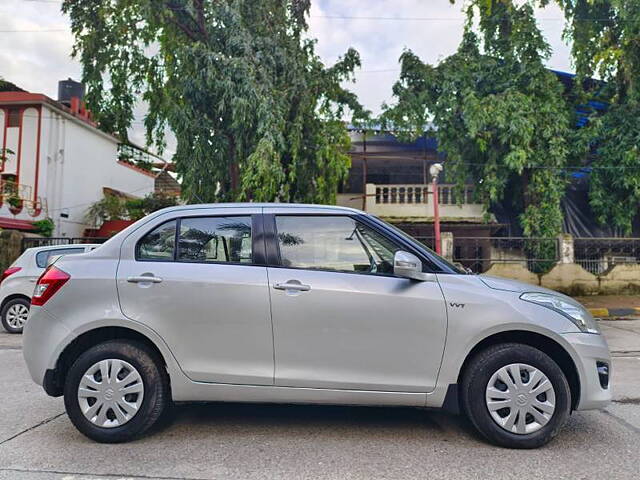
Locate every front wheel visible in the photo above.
<box><xmin>64</xmin><ymin>340</ymin><xmax>169</xmax><ymax>443</ymax></box>
<box><xmin>461</xmin><ymin>343</ymin><xmax>571</xmax><ymax>449</ymax></box>
<box><xmin>1</xmin><ymin>298</ymin><xmax>30</xmax><ymax>333</ymax></box>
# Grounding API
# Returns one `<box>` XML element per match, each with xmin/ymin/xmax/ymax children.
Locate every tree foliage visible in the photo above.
<box><xmin>85</xmin><ymin>192</ymin><xmax>179</xmax><ymax>226</ymax></box>
<box><xmin>62</xmin><ymin>0</ymin><xmax>367</xmax><ymax>204</ymax></box>
<box><xmin>558</xmin><ymin>0</ymin><xmax>640</xmax><ymax>234</ymax></box>
<box><xmin>32</xmin><ymin>218</ymin><xmax>55</xmax><ymax>238</ymax></box>
<box><xmin>383</xmin><ymin>0</ymin><xmax>572</xmax><ymax>238</ymax></box>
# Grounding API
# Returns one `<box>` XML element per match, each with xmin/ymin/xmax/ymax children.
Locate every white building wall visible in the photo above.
<box><xmin>1</xmin><ymin>102</ymin><xmax>155</xmax><ymax>237</ymax></box>
<box><xmin>20</xmin><ymin>108</ymin><xmax>39</xmax><ymax>205</ymax></box>
<box><xmin>44</xmin><ymin>106</ymin><xmax>155</xmax><ymax>236</ymax></box>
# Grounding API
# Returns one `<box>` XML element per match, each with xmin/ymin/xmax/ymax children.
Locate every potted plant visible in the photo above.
<box><xmin>125</xmin><ymin>193</ymin><xmax>179</xmax><ymax>221</ymax></box>
<box><xmin>7</xmin><ymin>195</ymin><xmax>21</xmax><ymax>209</ymax></box>
<box><xmin>85</xmin><ymin>194</ymin><xmax>132</xmax><ymax>236</ymax></box>
<box><xmin>32</xmin><ymin>218</ymin><xmax>55</xmax><ymax>237</ymax></box>
<box><xmin>6</xmin><ymin>190</ymin><xmax>22</xmax><ymax>215</ymax></box>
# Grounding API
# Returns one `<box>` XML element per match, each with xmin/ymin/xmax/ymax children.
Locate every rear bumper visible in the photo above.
<box><xmin>22</xmin><ymin>306</ymin><xmax>70</xmax><ymax>394</ymax></box>
<box><xmin>562</xmin><ymin>332</ymin><xmax>612</xmax><ymax>410</ymax></box>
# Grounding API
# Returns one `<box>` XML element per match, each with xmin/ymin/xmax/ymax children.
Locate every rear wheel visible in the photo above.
<box><xmin>1</xmin><ymin>298</ymin><xmax>30</xmax><ymax>333</ymax></box>
<box><xmin>64</xmin><ymin>340</ymin><xmax>169</xmax><ymax>443</ymax></box>
<box><xmin>461</xmin><ymin>343</ymin><xmax>571</xmax><ymax>449</ymax></box>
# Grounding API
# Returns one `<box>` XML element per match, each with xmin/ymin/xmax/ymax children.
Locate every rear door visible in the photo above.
<box><xmin>116</xmin><ymin>207</ymin><xmax>274</xmax><ymax>385</ymax></box>
<box><xmin>265</xmin><ymin>208</ymin><xmax>448</xmax><ymax>392</ymax></box>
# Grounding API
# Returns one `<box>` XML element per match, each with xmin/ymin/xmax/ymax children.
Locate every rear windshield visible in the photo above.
<box><xmin>35</xmin><ymin>248</ymin><xmax>85</xmax><ymax>268</ymax></box>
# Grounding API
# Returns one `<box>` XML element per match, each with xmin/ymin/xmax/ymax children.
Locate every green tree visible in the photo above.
<box><xmin>558</xmin><ymin>0</ymin><xmax>640</xmax><ymax>234</ymax></box>
<box><xmin>62</xmin><ymin>0</ymin><xmax>367</xmax><ymax>204</ymax></box>
<box><xmin>382</xmin><ymin>0</ymin><xmax>572</xmax><ymax>240</ymax></box>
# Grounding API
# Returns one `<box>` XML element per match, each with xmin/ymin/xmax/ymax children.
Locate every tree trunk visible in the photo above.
<box><xmin>228</xmin><ymin>135</ymin><xmax>239</xmax><ymax>198</ymax></box>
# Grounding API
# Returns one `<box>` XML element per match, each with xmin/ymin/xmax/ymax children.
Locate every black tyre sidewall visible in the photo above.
<box><xmin>462</xmin><ymin>343</ymin><xmax>571</xmax><ymax>449</ymax></box>
<box><xmin>1</xmin><ymin>298</ymin><xmax>30</xmax><ymax>334</ymax></box>
<box><xmin>64</xmin><ymin>340</ymin><xmax>168</xmax><ymax>443</ymax></box>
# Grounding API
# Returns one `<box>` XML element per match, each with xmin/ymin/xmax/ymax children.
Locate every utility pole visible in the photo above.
<box><xmin>362</xmin><ymin>131</ymin><xmax>368</xmax><ymax>211</ymax></box>
<box><xmin>429</xmin><ymin>163</ymin><xmax>443</xmax><ymax>254</ymax></box>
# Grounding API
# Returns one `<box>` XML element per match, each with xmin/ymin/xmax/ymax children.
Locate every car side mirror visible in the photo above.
<box><xmin>394</xmin><ymin>251</ymin><xmax>431</xmax><ymax>281</ymax></box>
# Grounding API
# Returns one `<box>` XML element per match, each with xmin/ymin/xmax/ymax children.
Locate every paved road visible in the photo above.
<box><xmin>1</xmin><ymin>319</ymin><xmax>639</xmax><ymax>480</ymax></box>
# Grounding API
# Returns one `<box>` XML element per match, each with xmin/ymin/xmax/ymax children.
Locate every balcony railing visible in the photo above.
<box><xmin>0</xmin><ymin>179</ymin><xmax>32</xmax><ymax>200</ymax></box>
<box><xmin>339</xmin><ymin>183</ymin><xmax>485</xmax><ymax>220</ymax></box>
<box><xmin>374</xmin><ymin>184</ymin><xmax>475</xmax><ymax>205</ymax></box>
<box><xmin>0</xmin><ymin>179</ymin><xmax>46</xmax><ymax>216</ymax></box>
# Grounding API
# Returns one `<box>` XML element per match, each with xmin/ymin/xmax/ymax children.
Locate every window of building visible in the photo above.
<box><xmin>7</xmin><ymin>108</ymin><xmax>21</xmax><ymax>128</ymax></box>
<box><xmin>275</xmin><ymin>215</ymin><xmax>400</xmax><ymax>275</ymax></box>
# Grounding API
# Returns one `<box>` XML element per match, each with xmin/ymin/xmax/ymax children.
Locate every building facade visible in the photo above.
<box><xmin>0</xmin><ymin>88</ymin><xmax>156</xmax><ymax>237</ymax></box>
<box><xmin>337</xmin><ymin>128</ymin><xmax>506</xmax><ymax>243</ymax></box>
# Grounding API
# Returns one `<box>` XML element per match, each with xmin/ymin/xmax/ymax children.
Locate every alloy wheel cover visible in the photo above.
<box><xmin>77</xmin><ymin>359</ymin><xmax>145</xmax><ymax>428</ymax></box>
<box><xmin>6</xmin><ymin>303</ymin><xmax>29</xmax><ymax>329</ymax></box>
<box><xmin>485</xmin><ymin>363</ymin><xmax>556</xmax><ymax>435</ymax></box>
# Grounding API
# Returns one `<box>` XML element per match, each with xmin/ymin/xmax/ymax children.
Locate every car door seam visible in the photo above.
<box><xmin>428</xmin><ymin>274</ymin><xmax>450</xmax><ymax>407</ymax></box>
<box><xmin>265</xmin><ymin>266</ymin><xmax>277</xmax><ymax>385</ymax></box>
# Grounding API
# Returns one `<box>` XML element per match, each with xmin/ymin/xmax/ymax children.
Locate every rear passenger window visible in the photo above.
<box><xmin>137</xmin><ymin>220</ymin><xmax>177</xmax><ymax>260</ymax></box>
<box><xmin>177</xmin><ymin>217</ymin><xmax>252</xmax><ymax>263</ymax></box>
<box><xmin>35</xmin><ymin>248</ymin><xmax>85</xmax><ymax>268</ymax></box>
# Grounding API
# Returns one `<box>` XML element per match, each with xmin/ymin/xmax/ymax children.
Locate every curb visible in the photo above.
<box><xmin>589</xmin><ymin>307</ymin><xmax>640</xmax><ymax>318</ymax></box>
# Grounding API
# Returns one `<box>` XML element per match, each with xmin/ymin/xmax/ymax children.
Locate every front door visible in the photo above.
<box><xmin>266</xmin><ymin>212</ymin><xmax>447</xmax><ymax>392</ymax></box>
<box><xmin>117</xmin><ymin>209</ymin><xmax>274</xmax><ymax>385</ymax></box>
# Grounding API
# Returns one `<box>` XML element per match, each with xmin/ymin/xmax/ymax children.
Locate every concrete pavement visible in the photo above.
<box><xmin>1</xmin><ymin>317</ymin><xmax>639</xmax><ymax>480</ymax></box>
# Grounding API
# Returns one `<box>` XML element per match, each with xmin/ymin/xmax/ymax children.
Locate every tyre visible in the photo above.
<box><xmin>1</xmin><ymin>297</ymin><xmax>30</xmax><ymax>334</ymax></box>
<box><xmin>461</xmin><ymin>343</ymin><xmax>571</xmax><ymax>449</ymax></box>
<box><xmin>64</xmin><ymin>340</ymin><xmax>169</xmax><ymax>443</ymax></box>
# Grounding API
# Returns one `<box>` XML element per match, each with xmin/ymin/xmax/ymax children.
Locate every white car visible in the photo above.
<box><xmin>1</xmin><ymin>244</ymin><xmax>99</xmax><ymax>333</ymax></box>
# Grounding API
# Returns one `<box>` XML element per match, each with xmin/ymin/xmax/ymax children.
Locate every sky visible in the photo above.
<box><xmin>0</xmin><ymin>0</ymin><xmax>573</xmax><ymax>157</ymax></box>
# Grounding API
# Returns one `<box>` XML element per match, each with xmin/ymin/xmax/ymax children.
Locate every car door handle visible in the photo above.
<box><xmin>127</xmin><ymin>275</ymin><xmax>163</xmax><ymax>284</ymax></box>
<box><xmin>273</xmin><ymin>281</ymin><xmax>311</xmax><ymax>292</ymax></box>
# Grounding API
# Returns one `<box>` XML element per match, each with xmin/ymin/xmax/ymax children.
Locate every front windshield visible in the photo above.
<box><xmin>371</xmin><ymin>215</ymin><xmax>468</xmax><ymax>274</ymax></box>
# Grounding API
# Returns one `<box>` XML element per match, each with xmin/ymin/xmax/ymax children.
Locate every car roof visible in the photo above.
<box><xmin>155</xmin><ymin>203</ymin><xmax>364</xmax><ymax>215</ymax></box>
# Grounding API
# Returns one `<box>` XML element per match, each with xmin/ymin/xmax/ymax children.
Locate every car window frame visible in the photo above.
<box><xmin>35</xmin><ymin>247</ymin><xmax>86</xmax><ymax>269</ymax></box>
<box><xmin>266</xmin><ymin>213</ymin><xmax>425</xmax><ymax>279</ymax></box>
<box><xmin>135</xmin><ymin>214</ymin><xmax>265</xmax><ymax>266</ymax></box>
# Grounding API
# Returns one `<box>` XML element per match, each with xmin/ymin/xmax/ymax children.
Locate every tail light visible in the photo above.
<box><xmin>32</xmin><ymin>266</ymin><xmax>70</xmax><ymax>306</ymax></box>
<box><xmin>0</xmin><ymin>267</ymin><xmax>21</xmax><ymax>286</ymax></box>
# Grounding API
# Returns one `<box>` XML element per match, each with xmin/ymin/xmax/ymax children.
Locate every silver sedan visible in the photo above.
<box><xmin>23</xmin><ymin>203</ymin><xmax>611</xmax><ymax>448</ymax></box>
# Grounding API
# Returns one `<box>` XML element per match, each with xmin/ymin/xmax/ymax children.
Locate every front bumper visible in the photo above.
<box><xmin>562</xmin><ymin>332</ymin><xmax>612</xmax><ymax>410</ymax></box>
<box><xmin>22</xmin><ymin>306</ymin><xmax>71</xmax><ymax>392</ymax></box>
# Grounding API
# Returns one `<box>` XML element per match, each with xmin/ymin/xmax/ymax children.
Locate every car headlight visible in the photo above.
<box><xmin>520</xmin><ymin>292</ymin><xmax>600</xmax><ymax>334</ymax></box>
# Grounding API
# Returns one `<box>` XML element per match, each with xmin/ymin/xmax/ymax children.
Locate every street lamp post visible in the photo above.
<box><xmin>429</xmin><ymin>163</ymin><xmax>443</xmax><ymax>255</ymax></box>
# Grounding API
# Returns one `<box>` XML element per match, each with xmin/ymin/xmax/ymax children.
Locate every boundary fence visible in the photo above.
<box><xmin>574</xmin><ymin>237</ymin><xmax>640</xmax><ymax>275</ymax></box>
<box><xmin>21</xmin><ymin>237</ymin><xmax>109</xmax><ymax>251</ymax></box>
<box><xmin>19</xmin><ymin>234</ymin><xmax>640</xmax><ymax>276</ymax></box>
<box><xmin>414</xmin><ymin>235</ymin><xmax>639</xmax><ymax>274</ymax></box>
<box><xmin>451</xmin><ymin>237</ymin><xmax>559</xmax><ymax>274</ymax></box>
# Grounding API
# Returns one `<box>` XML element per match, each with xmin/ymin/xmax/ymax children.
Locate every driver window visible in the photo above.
<box><xmin>275</xmin><ymin>216</ymin><xmax>400</xmax><ymax>274</ymax></box>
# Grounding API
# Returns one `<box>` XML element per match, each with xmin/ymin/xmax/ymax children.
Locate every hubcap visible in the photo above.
<box><xmin>485</xmin><ymin>363</ymin><xmax>556</xmax><ymax>435</ymax></box>
<box><xmin>77</xmin><ymin>359</ymin><xmax>144</xmax><ymax>428</ymax></box>
<box><xmin>6</xmin><ymin>304</ymin><xmax>29</xmax><ymax>329</ymax></box>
